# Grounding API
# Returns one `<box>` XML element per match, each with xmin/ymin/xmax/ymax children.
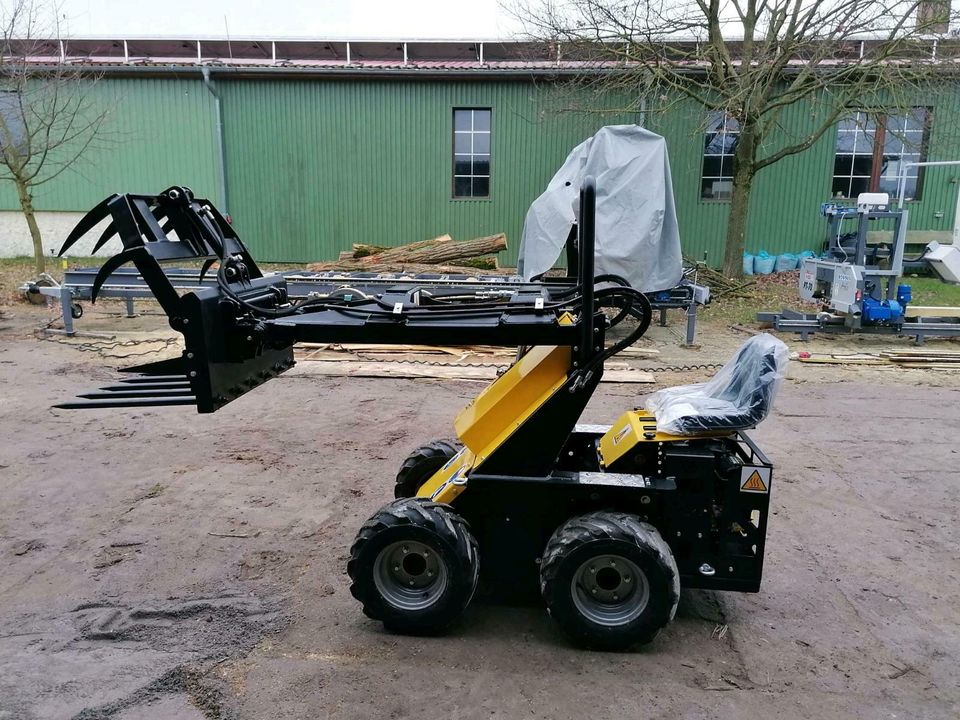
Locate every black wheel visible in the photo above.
<box><xmin>540</xmin><ymin>511</ymin><xmax>679</xmax><ymax>651</ymax></box>
<box><xmin>70</xmin><ymin>303</ymin><xmax>83</xmax><ymax>319</ymax></box>
<box><xmin>348</xmin><ymin>497</ymin><xmax>479</xmax><ymax>634</ymax></box>
<box><xmin>394</xmin><ymin>439</ymin><xmax>462</xmax><ymax>498</ymax></box>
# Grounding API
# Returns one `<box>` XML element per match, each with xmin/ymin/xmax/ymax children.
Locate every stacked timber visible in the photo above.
<box><xmin>307</xmin><ymin>233</ymin><xmax>508</xmax><ymax>274</ymax></box>
<box><xmin>795</xmin><ymin>348</ymin><xmax>960</xmax><ymax>370</ymax></box>
<box><xmin>292</xmin><ymin>343</ymin><xmax>659</xmax><ymax>384</ymax></box>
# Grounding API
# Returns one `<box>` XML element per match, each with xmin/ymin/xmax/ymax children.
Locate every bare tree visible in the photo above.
<box><xmin>0</xmin><ymin>0</ymin><xmax>111</xmax><ymax>274</ymax></box>
<box><xmin>513</xmin><ymin>0</ymin><xmax>959</xmax><ymax>277</ymax></box>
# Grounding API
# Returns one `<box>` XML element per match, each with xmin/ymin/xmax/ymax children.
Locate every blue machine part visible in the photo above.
<box><xmin>821</xmin><ymin>202</ymin><xmax>859</xmax><ymax>217</ymax></box>
<box><xmin>653</xmin><ymin>290</ymin><xmax>671</xmax><ymax>302</ymax></box>
<box><xmin>897</xmin><ymin>284</ymin><xmax>912</xmax><ymax>306</ymax></box>
<box><xmin>861</xmin><ymin>296</ymin><xmax>905</xmax><ymax>324</ymax></box>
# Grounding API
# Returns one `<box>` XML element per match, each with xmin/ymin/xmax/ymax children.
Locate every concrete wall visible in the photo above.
<box><xmin>0</xmin><ymin>211</ymin><xmax>122</xmax><ymax>259</ymax></box>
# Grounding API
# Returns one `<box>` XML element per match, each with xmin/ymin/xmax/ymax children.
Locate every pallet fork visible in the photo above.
<box><xmin>57</xmin><ymin>179</ymin><xmax>784</xmax><ymax>649</ymax></box>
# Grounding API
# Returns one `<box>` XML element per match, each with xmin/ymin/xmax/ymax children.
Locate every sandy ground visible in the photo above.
<box><xmin>1</xmin><ymin>303</ymin><xmax>960</xmax><ymax>720</ymax></box>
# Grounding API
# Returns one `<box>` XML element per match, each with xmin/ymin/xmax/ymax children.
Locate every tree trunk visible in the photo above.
<box><xmin>721</xmin><ymin>125</ymin><xmax>758</xmax><ymax>279</ymax></box>
<box><xmin>721</xmin><ymin>170</ymin><xmax>755</xmax><ymax>278</ymax></box>
<box><xmin>15</xmin><ymin>179</ymin><xmax>45</xmax><ymax>275</ymax></box>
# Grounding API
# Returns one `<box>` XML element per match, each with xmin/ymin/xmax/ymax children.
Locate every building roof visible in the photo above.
<box><xmin>2</xmin><ymin>37</ymin><xmax>592</xmax><ymax>77</ymax></box>
<box><xmin>3</xmin><ymin>35</ymin><xmax>953</xmax><ymax>78</ymax></box>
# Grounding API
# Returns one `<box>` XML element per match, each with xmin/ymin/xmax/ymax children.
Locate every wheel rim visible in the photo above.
<box><xmin>373</xmin><ymin>540</ymin><xmax>448</xmax><ymax>611</ymax></box>
<box><xmin>570</xmin><ymin>554</ymin><xmax>649</xmax><ymax>626</ymax></box>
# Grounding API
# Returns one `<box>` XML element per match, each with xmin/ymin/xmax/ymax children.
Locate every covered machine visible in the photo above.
<box><xmin>518</xmin><ymin>125</ymin><xmax>683</xmax><ymax>294</ymax></box>
<box><xmin>56</xmin><ymin>179</ymin><xmax>785</xmax><ymax>650</ymax></box>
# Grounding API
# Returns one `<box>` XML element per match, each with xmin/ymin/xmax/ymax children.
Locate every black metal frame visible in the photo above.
<box><xmin>458</xmin><ymin>428</ymin><xmax>771</xmax><ymax>598</ymax></box>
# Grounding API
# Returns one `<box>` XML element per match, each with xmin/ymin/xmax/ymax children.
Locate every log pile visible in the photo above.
<box><xmin>308</xmin><ymin>233</ymin><xmax>508</xmax><ymax>274</ymax></box>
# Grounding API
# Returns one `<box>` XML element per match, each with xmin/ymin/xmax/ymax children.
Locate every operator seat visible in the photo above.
<box><xmin>645</xmin><ymin>334</ymin><xmax>789</xmax><ymax>435</ymax></box>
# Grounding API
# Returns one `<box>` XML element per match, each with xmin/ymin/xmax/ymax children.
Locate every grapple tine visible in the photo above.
<box><xmin>101</xmin><ymin>384</ymin><xmax>191</xmax><ymax>392</ymax></box>
<box><xmin>90</xmin><ymin>220</ymin><xmax>117</xmax><ymax>254</ymax></box>
<box><xmin>91</xmin><ymin>248</ymin><xmax>143</xmax><ymax>303</ymax></box>
<box><xmin>55</xmin><ymin>397</ymin><xmax>197</xmax><ymax>410</ymax></box>
<box><xmin>79</xmin><ymin>389</ymin><xmax>194</xmax><ymax>399</ymax></box>
<box><xmin>198</xmin><ymin>257</ymin><xmax>218</xmax><ymax>283</ymax></box>
<box><xmin>59</xmin><ymin>194</ymin><xmax>119</xmax><ymax>256</ymax></box>
<box><xmin>117</xmin><ymin>375</ymin><xmax>188</xmax><ymax>384</ymax></box>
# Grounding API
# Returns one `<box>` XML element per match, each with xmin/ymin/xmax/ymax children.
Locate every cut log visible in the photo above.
<box><xmin>307</xmin><ymin>233</ymin><xmax>506</xmax><ymax>271</ymax></box>
<box><xmin>305</xmin><ymin>261</ymin><xmax>512</xmax><ymax>275</ymax></box>
<box><xmin>379</xmin><ymin>234</ymin><xmax>505</xmax><ymax>265</ymax></box>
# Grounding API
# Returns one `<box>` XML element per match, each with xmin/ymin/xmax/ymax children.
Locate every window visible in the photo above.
<box><xmin>701</xmin><ymin>111</ymin><xmax>740</xmax><ymax>200</ymax></box>
<box><xmin>832</xmin><ymin>108</ymin><xmax>930</xmax><ymax>201</ymax></box>
<box><xmin>0</xmin><ymin>92</ymin><xmax>27</xmax><ymax>153</ymax></box>
<box><xmin>453</xmin><ymin>108</ymin><xmax>491</xmax><ymax>199</ymax></box>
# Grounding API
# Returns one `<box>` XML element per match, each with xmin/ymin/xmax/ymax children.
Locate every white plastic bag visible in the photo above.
<box><xmin>645</xmin><ymin>334</ymin><xmax>789</xmax><ymax>435</ymax></box>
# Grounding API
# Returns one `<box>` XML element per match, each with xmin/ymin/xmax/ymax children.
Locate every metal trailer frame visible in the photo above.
<box><xmin>22</xmin><ymin>254</ymin><xmax>708</xmax><ymax>344</ymax></box>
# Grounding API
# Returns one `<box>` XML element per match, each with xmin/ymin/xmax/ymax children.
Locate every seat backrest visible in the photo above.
<box><xmin>712</xmin><ymin>339</ymin><xmax>780</xmax><ymax>424</ymax></box>
<box><xmin>644</xmin><ymin>333</ymin><xmax>789</xmax><ymax>435</ymax></box>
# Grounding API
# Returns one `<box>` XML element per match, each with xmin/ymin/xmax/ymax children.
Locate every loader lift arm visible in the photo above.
<box><xmin>57</xmin><ymin>179</ymin><xmax>651</xmax><ymax>474</ymax></box>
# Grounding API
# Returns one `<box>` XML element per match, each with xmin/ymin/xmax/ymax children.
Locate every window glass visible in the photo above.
<box><xmin>832</xmin><ymin>109</ymin><xmax>929</xmax><ymax>201</ymax></box>
<box><xmin>452</xmin><ymin>109</ymin><xmax>491</xmax><ymax>199</ymax></box>
<box><xmin>701</xmin><ymin>111</ymin><xmax>739</xmax><ymax>200</ymax></box>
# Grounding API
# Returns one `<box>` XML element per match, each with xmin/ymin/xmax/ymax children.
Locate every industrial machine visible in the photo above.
<box><xmin>56</xmin><ymin>179</ymin><xmax>785</xmax><ymax>650</ymax></box>
<box><xmin>760</xmin><ymin>193</ymin><xmax>960</xmax><ymax>341</ymax></box>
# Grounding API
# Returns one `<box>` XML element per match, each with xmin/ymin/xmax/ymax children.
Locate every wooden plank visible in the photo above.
<box><xmin>291</xmin><ymin>360</ymin><xmax>654</xmax><ymax>383</ymax></box>
<box><xmin>295</xmin><ymin>342</ymin><xmax>658</xmax><ymax>358</ymax></box>
<box><xmin>795</xmin><ymin>353</ymin><xmax>887</xmax><ymax>365</ymax></box>
<box><xmin>894</xmin><ymin>362</ymin><xmax>960</xmax><ymax>370</ymax></box>
<box><xmin>904</xmin><ymin>306</ymin><xmax>960</xmax><ymax>318</ymax></box>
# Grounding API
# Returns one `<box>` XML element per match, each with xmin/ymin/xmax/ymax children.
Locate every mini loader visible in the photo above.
<box><xmin>58</xmin><ymin>179</ymin><xmax>787</xmax><ymax>650</ymax></box>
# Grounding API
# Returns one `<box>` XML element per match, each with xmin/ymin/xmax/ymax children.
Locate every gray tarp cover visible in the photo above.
<box><xmin>517</xmin><ymin>125</ymin><xmax>683</xmax><ymax>293</ymax></box>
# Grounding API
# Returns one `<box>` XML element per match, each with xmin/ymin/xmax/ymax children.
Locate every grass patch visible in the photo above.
<box><xmin>902</xmin><ymin>275</ymin><xmax>960</xmax><ymax>306</ymax></box>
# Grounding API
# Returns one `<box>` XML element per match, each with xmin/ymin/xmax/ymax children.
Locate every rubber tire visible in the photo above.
<box><xmin>394</xmin><ymin>439</ymin><xmax>462</xmax><ymax>498</ymax></box>
<box><xmin>348</xmin><ymin>497</ymin><xmax>479</xmax><ymax>635</ymax></box>
<box><xmin>540</xmin><ymin>511</ymin><xmax>679</xmax><ymax>651</ymax></box>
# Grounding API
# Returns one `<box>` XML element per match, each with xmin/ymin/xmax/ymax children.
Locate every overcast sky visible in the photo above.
<box><xmin>58</xmin><ymin>0</ymin><xmax>521</xmax><ymax>39</ymax></box>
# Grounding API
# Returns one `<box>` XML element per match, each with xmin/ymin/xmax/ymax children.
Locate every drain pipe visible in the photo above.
<box><xmin>201</xmin><ymin>66</ymin><xmax>229</xmax><ymax>215</ymax></box>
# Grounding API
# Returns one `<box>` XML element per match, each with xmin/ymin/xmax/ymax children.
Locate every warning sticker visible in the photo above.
<box><xmin>740</xmin><ymin>466</ymin><xmax>770</xmax><ymax>494</ymax></box>
<box><xmin>612</xmin><ymin>425</ymin><xmax>631</xmax><ymax>445</ymax></box>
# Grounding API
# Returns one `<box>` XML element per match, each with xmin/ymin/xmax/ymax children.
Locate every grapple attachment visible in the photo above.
<box><xmin>56</xmin><ymin>187</ymin><xmax>295</xmax><ymax>412</ymax></box>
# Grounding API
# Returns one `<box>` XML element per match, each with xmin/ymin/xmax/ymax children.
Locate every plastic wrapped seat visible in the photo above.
<box><xmin>645</xmin><ymin>334</ymin><xmax>789</xmax><ymax>435</ymax></box>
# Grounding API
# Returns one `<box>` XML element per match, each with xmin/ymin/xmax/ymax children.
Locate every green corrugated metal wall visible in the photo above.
<box><xmin>0</xmin><ymin>77</ymin><xmax>222</xmax><ymax>211</ymax></box>
<box><xmin>218</xmin><ymin>79</ymin><xmax>638</xmax><ymax>265</ymax></box>
<box><xmin>4</xmin><ymin>74</ymin><xmax>957</xmax><ymax>267</ymax></box>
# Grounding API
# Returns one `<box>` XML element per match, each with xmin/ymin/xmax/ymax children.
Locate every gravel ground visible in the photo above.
<box><xmin>1</xmin><ymin>306</ymin><xmax>959</xmax><ymax>719</ymax></box>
